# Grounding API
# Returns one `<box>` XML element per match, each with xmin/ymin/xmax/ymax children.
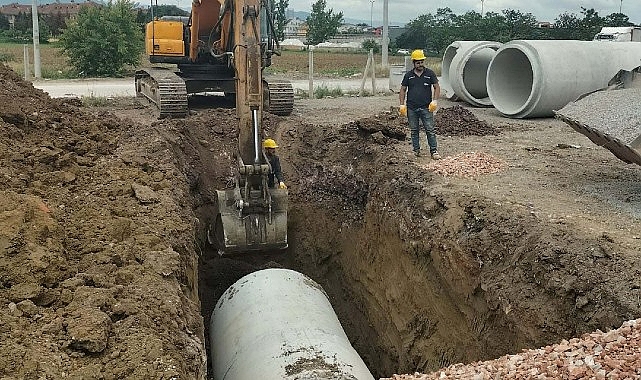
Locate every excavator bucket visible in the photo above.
<box><xmin>555</xmin><ymin>67</ymin><xmax>641</xmax><ymax>166</ymax></box>
<box><xmin>209</xmin><ymin>188</ymin><xmax>288</xmax><ymax>253</ymax></box>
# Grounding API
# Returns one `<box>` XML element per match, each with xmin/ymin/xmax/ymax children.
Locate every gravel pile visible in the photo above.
<box><xmin>557</xmin><ymin>88</ymin><xmax>641</xmax><ymax>145</ymax></box>
<box><xmin>555</xmin><ymin>88</ymin><xmax>641</xmax><ymax>165</ymax></box>
<box><xmin>383</xmin><ymin>318</ymin><xmax>641</xmax><ymax>379</ymax></box>
<box><xmin>435</xmin><ymin>105</ymin><xmax>499</xmax><ymax>137</ymax></box>
<box><xmin>424</xmin><ymin>152</ymin><xmax>506</xmax><ymax>178</ymax></box>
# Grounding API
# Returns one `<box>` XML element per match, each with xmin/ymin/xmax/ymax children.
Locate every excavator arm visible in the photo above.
<box><xmin>208</xmin><ymin>0</ymin><xmax>288</xmax><ymax>253</ymax></box>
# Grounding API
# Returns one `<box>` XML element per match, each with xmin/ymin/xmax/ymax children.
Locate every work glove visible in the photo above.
<box><xmin>428</xmin><ymin>101</ymin><xmax>438</xmax><ymax>113</ymax></box>
<box><xmin>399</xmin><ymin>105</ymin><xmax>407</xmax><ymax>117</ymax></box>
<box><xmin>279</xmin><ymin>181</ymin><xmax>287</xmax><ymax>190</ymax></box>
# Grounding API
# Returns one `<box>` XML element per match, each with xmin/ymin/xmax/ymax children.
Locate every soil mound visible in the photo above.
<box><xmin>435</xmin><ymin>105</ymin><xmax>499</xmax><ymax>136</ymax></box>
<box><xmin>0</xmin><ymin>64</ymin><xmax>207</xmax><ymax>379</ymax></box>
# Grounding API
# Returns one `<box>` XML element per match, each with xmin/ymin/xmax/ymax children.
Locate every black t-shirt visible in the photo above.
<box><xmin>401</xmin><ymin>68</ymin><xmax>438</xmax><ymax>109</ymax></box>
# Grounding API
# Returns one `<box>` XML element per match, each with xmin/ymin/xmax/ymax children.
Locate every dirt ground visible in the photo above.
<box><xmin>1</xmin><ymin>62</ymin><xmax>641</xmax><ymax>379</ymax></box>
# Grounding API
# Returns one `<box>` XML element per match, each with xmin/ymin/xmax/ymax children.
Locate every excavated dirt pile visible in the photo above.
<box><xmin>0</xmin><ymin>64</ymin><xmax>206</xmax><ymax>379</ymax></box>
<box><xmin>2</xmin><ymin>63</ymin><xmax>641</xmax><ymax>380</ymax></box>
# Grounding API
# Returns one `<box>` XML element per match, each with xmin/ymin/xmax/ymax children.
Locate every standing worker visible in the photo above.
<box><xmin>399</xmin><ymin>49</ymin><xmax>441</xmax><ymax>159</ymax></box>
<box><xmin>263</xmin><ymin>138</ymin><xmax>287</xmax><ymax>189</ymax></box>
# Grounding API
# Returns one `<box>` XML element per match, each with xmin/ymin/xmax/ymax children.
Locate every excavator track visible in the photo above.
<box><xmin>135</xmin><ymin>68</ymin><xmax>188</xmax><ymax>118</ymax></box>
<box><xmin>265</xmin><ymin>80</ymin><xmax>294</xmax><ymax>116</ymax></box>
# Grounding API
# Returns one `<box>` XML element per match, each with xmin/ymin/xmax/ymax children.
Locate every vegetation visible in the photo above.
<box><xmin>305</xmin><ymin>0</ymin><xmax>343</xmax><ymax>45</ymax></box>
<box><xmin>59</xmin><ymin>0</ymin><xmax>143</xmax><ymax>77</ymax></box>
<box><xmin>396</xmin><ymin>7</ymin><xmax>637</xmax><ymax>56</ymax></box>
<box><xmin>362</xmin><ymin>39</ymin><xmax>381</xmax><ymax>54</ymax></box>
<box><xmin>313</xmin><ymin>85</ymin><xmax>343</xmax><ymax>98</ymax></box>
<box><xmin>271</xmin><ymin>0</ymin><xmax>289</xmax><ymax>42</ymax></box>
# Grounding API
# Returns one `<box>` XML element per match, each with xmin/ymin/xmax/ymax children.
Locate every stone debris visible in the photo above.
<box><xmin>424</xmin><ymin>152</ymin><xmax>506</xmax><ymax>177</ymax></box>
<box><xmin>382</xmin><ymin>318</ymin><xmax>641</xmax><ymax>379</ymax></box>
<box><xmin>555</xmin><ymin>87</ymin><xmax>641</xmax><ymax>165</ymax></box>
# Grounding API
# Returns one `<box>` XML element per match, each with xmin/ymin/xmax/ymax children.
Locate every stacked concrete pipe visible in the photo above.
<box><xmin>486</xmin><ymin>40</ymin><xmax>641</xmax><ymax>118</ymax></box>
<box><xmin>441</xmin><ymin>41</ymin><xmax>502</xmax><ymax>106</ymax></box>
<box><xmin>210</xmin><ymin>268</ymin><xmax>374</xmax><ymax>380</ymax></box>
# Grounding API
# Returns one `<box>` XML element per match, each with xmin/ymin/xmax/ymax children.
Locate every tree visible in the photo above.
<box><xmin>362</xmin><ymin>39</ymin><xmax>380</xmax><ymax>53</ymax></box>
<box><xmin>502</xmin><ymin>9</ymin><xmax>537</xmax><ymax>40</ymax></box>
<box><xmin>553</xmin><ymin>12</ymin><xmax>582</xmax><ymax>39</ymax></box>
<box><xmin>305</xmin><ymin>0</ymin><xmax>343</xmax><ymax>45</ymax></box>
<box><xmin>43</xmin><ymin>12</ymin><xmax>69</xmax><ymax>37</ymax></box>
<box><xmin>603</xmin><ymin>12</ymin><xmax>632</xmax><ymax>27</ymax></box>
<box><xmin>0</xmin><ymin>15</ymin><xmax>9</xmax><ymax>31</ymax></box>
<box><xmin>60</xmin><ymin>0</ymin><xmax>143</xmax><ymax>77</ymax></box>
<box><xmin>578</xmin><ymin>7</ymin><xmax>603</xmax><ymax>40</ymax></box>
<box><xmin>272</xmin><ymin>0</ymin><xmax>289</xmax><ymax>42</ymax></box>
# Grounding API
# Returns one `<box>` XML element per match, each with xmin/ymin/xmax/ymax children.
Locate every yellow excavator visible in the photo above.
<box><xmin>135</xmin><ymin>0</ymin><xmax>293</xmax><ymax>118</ymax></box>
<box><xmin>137</xmin><ymin>0</ymin><xmax>289</xmax><ymax>252</ymax></box>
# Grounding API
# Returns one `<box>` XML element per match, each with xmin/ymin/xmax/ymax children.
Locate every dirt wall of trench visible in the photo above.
<box><xmin>279</xmin><ymin>112</ymin><xmax>641</xmax><ymax>377</ymax></box>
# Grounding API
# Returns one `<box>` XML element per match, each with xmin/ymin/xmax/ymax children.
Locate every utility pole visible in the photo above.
<box><xmin>369</xmin><ymin>0</ymin><xmax>374</xmax><ymax>28</ymax></box>
<box><xmin>381</xmin><ymin>0</ymin><xmax>388</xmax><ymax>68</ymax></box>
<box><xmin>619</xmin><ymin>0</ymin><xmax>623</xmax><ymax>14</ymax></box>
<box><xmin>31</xmin><ymin>0</ymin><xmax>41</xmax><ymax>79</ymax></box>
<box><xmin>480</xmin><ymin>0</ymin><xmax>485</xmax><ymax>17</ymax></box>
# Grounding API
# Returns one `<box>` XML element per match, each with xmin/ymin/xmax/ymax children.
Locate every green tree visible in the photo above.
<box><xmin>43</xmin><ymin>12</ymin><xmax>69</xmax><ymax>37</ymax></box>
<box><xmin>60</xmin><ymin>0</ymin><xmax>143</xmax><ymax>77</ymax></box>
<box><xmin>578</xmin><ymin>7</ymin><xmax>603</xmax><ymax>40</ymax></box>
<box><xmin>0</xmin><ymin>15</ymin><xmax>9</xmax><ymax>31</ymax></box>
<box><xmin>362</xmin><ymin>39</ymin><xmax>380</xmax><ymax>53</ymax></box>
<box><xmin>305</xmin><ymin>0</ymin><xmax>343</xmax><ymax>45</ymax></box>
<box><xmin>553</xmin><ymin>12</ymin><xmax>582</xmax><ymax>39</ymax></box>
<box><xmin>272</xmin><ymin>0</ymin><xmax>289</xmax><ymax>42</ymax></box>
<box><xmin>502</xmin><ymin>9</ymin><xmax>537</xmax><ymax>40</ymax></box>
<box><xmin>603</xmin><ymin>12</ymin><xmax>632</xmax><ymax>27</ymax></box>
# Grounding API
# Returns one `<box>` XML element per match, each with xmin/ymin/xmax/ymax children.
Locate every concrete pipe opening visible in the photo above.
<box><xmin>440</xmin><ymin>44</ymin><xmax>459</xmax><ymax>100</ymax></box>
<box><xmin>485</xmin><ymin>46</ymin><xmax>534</xmax><ymax>116</ymax></box>
<box><xmin>487</xmin><ymin>40</ymin><xmax>641</xmax><ymax>118</ymax></box>
<box><xmin>441</xmin><ymin>41</ymin><xmax>501</xmax><ymax>106</ymax></box>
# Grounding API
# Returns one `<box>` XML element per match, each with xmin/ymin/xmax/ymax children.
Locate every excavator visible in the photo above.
<box><xmin>135</xmin><ymin>0</ymin><xmax>294</xmax><ymax>118</ymax></box>
<box><xmin>136</xmin><ymin>0</ymin><xmax>289</xmax><ymax>252</ymax></box>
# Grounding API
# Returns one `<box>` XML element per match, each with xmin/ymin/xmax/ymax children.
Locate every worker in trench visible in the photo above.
<box><xmin>399</xmin><ymin>49</ymin><xmax>441</xmax><ymax>160</ymax></box>
<box><xmin>263</xmin><ymin>138</ymin><xmax>287</xmax><ymax>189</ymax></box>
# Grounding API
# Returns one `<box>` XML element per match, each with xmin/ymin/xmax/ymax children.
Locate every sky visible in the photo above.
<box><xmin>285</xmin><ymin>0</ymin><xmax>640</xmax><ymax>25</ymax></box>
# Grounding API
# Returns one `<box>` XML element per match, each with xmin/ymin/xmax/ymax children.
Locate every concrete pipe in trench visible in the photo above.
<box><xmin>441</xmin><ymin>41</ymin><xmax>502</xmax><ymax>106</ymax></box>
<box><xmin>486</xmin><ymin>40</ymin><xmax>641</xmax><ymax>118</ymax></box>
<box><xmin>210</xmin><ymin>268</ymin><xmax>374</xmax><ymax>380</ymax></box>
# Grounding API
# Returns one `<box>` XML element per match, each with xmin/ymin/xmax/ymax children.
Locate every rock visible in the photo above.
<box><xmin>66</xmin><ymin>307</ymin><xmax>111</xmax><ymax>353</ymax></box>
<box><xmin>16</xmin><ymin>300</ymin><xmax>39</xmax><ymax>316</ymax></box>
<box><xmin>131</xmin><ymin>183</ymin><xmax>160</xmax><ymax>204</ymax></box>
<box><xmin>8</xmin><ymin>302</ymin><xmax>23</xmax><ymax>317</ymax></box>
<box><xmin>9</xmin><ymin>283</ymin><xmax>43</xmax><ymax>302</ymax></box>
<box><xmin>371</xmin><ymin>131</ymin><xmax>388</xmax><ymax>145</ymax></box>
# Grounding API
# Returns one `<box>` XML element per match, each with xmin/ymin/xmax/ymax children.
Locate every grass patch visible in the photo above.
<box><xmin>313</xmin><ymin>85</ymin><xmax>343</xmax><ymax>98</ymax></box>
<box><xmin>80</xmin><ymin>95</ymin><xmax>113</xmax><ymax>107</ymax></box>
<box><xmin>0</xmin><ymin>42</ymin><xmax>72</xmax><ymax>79</ymax></box>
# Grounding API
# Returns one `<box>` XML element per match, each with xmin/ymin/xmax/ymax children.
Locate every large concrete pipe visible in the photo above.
<box><xmin>486</xmin><ymin>40</ymin><xmax>641</xmax><ymax>118</ymax></box>
<box><xmin>441</xmin><ymin>41</ymin><xmax>502</xmax><ymax>106</ymax></box>
<box><xmin>210</xmin><ymin>268</ymin><xmax>374</xmax><ymax>380</ymax></box>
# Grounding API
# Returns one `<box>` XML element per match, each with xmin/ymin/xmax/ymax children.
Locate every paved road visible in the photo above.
<box><xmin>33</xmin><ymin>77</ymin><xmax>395</xmax><ymax>98</ymax></box>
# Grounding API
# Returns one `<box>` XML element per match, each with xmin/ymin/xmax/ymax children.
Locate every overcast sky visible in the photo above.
<box><xmin>286</xmin><ymin>0</ymin><xmax>640</xmax><ymax>25</ymax></box>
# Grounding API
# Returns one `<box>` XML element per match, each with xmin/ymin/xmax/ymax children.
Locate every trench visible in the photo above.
<box><xmin>181</xmin><ymin>113</ymin><xmax>638</xmax><ymax>378</ymax></box>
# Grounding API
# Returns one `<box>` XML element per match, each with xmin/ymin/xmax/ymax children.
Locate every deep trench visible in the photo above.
<box><xmin>184</xmin><ymin>112</ymin><xmax>638</xmax><ymax>378</ymax></box>
<box><xmin>191</xmin><ymin>179</ymin><xmax>525</xmax><ymax>377</ymax></box>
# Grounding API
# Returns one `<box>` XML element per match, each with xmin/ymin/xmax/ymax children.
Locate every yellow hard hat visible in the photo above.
<box><xmin>410</xmin><ymin>49</ymin><xmax>427</xmax><ymax>61</ymax></box>
<box><xmin>263</xmin><ymin>138</ymin><xmax>278</xmax><ymax>148</ymax></box>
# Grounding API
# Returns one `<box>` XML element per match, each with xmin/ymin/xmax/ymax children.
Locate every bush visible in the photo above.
<box><xmin>59</xmin><ymin>0</ymin><xmax>143</xmax><ymax>77</ymax></box>
<box><xmin>362</xmin><ymin>39</ymin><xmax>381</xmax><ymax>54</ymax></box>
<box><xmin>314</xmin><ymin>85</ymin><xmax>343</xmax><ymax>98</ymax></box>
